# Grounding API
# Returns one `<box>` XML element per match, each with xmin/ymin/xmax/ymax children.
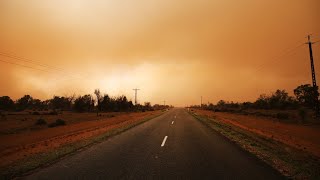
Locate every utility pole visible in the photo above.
<box><xmin>133</xmin><ymin>88</ymin><xmax>140</xmax><ymax>105</ymax></box>
<box><xmin>163</xmin><ymin>100</ymin><xmax>166</xmax><ymax>106</ymax></box>
<box><xmin>306</xmin><ymin>35</ymin><xmax>320</xmax><ymax>118</ymax></box>
<box><xmin>201</xmin><ymin>96</ymin><xmax>202</xmax><ymax>108</ymax></box>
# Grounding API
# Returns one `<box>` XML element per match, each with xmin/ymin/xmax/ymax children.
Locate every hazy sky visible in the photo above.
<box><xmin>0</xmin><ymin>0</ymin><xmax>319</xmax><ymax>106</ymax></box>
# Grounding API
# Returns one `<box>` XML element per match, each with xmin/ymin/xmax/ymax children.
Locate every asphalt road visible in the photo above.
<box><xmin>27</xmin><ymin>108</ymin><xmax>283</xmax><ymax>179</ymax></box>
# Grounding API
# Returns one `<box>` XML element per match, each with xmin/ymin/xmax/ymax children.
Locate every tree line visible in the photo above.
<box><xmin>192</xmin><ymin>84</ymin><xmax>319</xmax><ymax>111</ymax></box>
<box><xmin>0</xmin><ymin>89</ymin><xmax>170</xmax><ymax>113</ymax></box>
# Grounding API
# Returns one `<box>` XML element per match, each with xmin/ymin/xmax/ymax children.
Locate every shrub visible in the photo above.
<box><xmin>48</xmin><ymin>119</ymin><xmax>66</xmax><ymax>128</ymax></box>
<box><xmin>48</xmin><ymin>111</ymin><xmax>58</xmax><ymax>115</ymax></box>
<box><xmin>32</xmin><ymin>111</ymin><xmax>40</xmax><ymax>115</ymax></box>
<box><xmin>106</xmin><ymin>114</ymin><xmax>115</xmax><ymax>118</ymax></box>
<box><xmin>253</xmin><ymin>111</ymin><xmax>263</xmax><ymax>116</ymax></box>
<box><xmin>35</xmin><ymin>118</ymin><xmax>47</xmax><ymax>125</ymax></box>
<box><xmin>276</xmin><ymin>112</ymin><xmax>289</xmax><ymax>119</ymax></box>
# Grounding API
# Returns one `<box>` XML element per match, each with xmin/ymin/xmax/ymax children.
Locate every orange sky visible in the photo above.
<box><xmin>0</xmin><ymin>0</ymin><xmax>319</xmax><ymax>106</ymax></box>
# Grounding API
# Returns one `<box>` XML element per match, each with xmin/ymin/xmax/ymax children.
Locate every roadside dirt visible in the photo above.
<box><xmin>192</xmin><ymin>109</ymin><xmax>320</xmax><ymax>158</ymax></box>
<box><xmin>0</xmin><ymin>111</ymin><xmax>161</xmax><ymax>168</ymax></box>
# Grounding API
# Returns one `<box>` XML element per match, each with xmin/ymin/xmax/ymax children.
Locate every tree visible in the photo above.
<box><xmin>0</xmin><ymin>96</ymin><xmax>15</xmax><ymax>111</ymax></box>
<box><xmin>73</xmin><ymin>95</ymin><xmax>95</xmax><ymax>112</ymax></box>
<box><xmin>254</xmin><ymin>90</ymin><xmax>296</xmax><ymax>109</ymax></box>
<box><xmin>294</xmin><ymin>84</ymin><xmax>319</xmax><ymax>108</ymax></box>
<box><xmin>254</xmin><ymin>94</ymin><xmax>270</xmax><ymax>109</ymax></box>
<box><xmin>117</xmin><ymin>95</ymin><xmax>131</xmax><ymax>111</ymax></box>
<box><xmin>217</xmin><ymin>100</ymin><xmax>226</xmax><ymax>107</ymax></box>
<box><xmin>269</xmin><ymin>90</ymin><xmax>291</xmax><ymax>109</ymax></box>
<box><xmin>16</xmin><ymin>95</ymin><xmax>33</xmax><ymax>111</ymax></box>
<box><xmin>144</xmin><ymin>102</ymin><xmax>152</xmax><ymax>111</ymax></box>
<box><xmin>49</xmin><ymin>96</ymin><xmax>72</xmax><ymax>110</ymax></box>
<box><xmin>94</xmin><ymin>89</ymin><xmax>102</xmax><ymax>116</ymax></box>
<box><xmin>101</xmin><ymin>94</ymin><xmax>111</xmax><ymax>111</ymax></box>
<box><xmin>31</xmin><ymin>99</ymin><xmax>43</xmax><ymax>110</ymax></box>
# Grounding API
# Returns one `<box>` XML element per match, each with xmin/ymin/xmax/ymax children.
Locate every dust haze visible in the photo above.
<box><xmin>0</xmin><ymin>0</ymin><xmax>319</xmax><ymax>106</ymax></box>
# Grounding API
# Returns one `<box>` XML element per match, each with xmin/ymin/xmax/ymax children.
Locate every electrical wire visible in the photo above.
<box><xmin>0</xmin><ymin>59</ymin><xmax>54</xmax><ymax>73</ymax></box>
<box><xmin>0</xmin><ymin>51</ymin><xmax>92</xmax><ymax>81</ymax></box>
<box><xmin>0</xmin><ymin>52</ymin><xmax>83</xmax><ymax>78</ymax></box>
<box><xmin>253</xmin><ymin>42</ymin><xmax>305</xmax><ymax>74</ymax></box>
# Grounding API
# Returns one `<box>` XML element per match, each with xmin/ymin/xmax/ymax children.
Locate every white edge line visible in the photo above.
<box><xmin>161</xmin><ymin>136</ymin><xmax>168</xmax><ymax>147</ymax></box>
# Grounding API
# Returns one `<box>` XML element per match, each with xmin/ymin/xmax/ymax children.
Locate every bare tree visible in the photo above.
<box><xmin>94</xmin><ymin>89</ymin><xmax>103</xmax><ymax>116</ymax></box>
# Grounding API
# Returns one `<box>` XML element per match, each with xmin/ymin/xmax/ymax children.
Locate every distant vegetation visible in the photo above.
<box><xmin>190</xmin><ymin>84</ymin><xmax>319</xmax><ymax>122</ymax></box>
<box><xmin>48</xmin><ymin>119</ymin><xmax>66</xmax><ymax>128</ymax></box>
<box><xmin>0</xmin><ymin>89</ymin><xmax>171</xmax><ymax>114</ymax></box>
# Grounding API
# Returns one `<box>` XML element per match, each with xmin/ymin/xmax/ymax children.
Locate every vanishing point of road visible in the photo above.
<box><xmin>27</xmin><ymin>108</ymin><xmax>283</xmax><ymax>179</ymax></box>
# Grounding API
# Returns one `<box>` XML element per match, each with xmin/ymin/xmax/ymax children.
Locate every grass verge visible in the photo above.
<box><xmin>189</xmin><ymin>112</ymin><xmax>320</xmax><ymax>179</ymax></box>
<box><xmin>1</xmin><ymin>112</ymin><xmax>165</xmax><ymax>179</ymax></box>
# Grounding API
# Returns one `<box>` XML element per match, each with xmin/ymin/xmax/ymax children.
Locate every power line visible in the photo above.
<box><xmin>0</xmin><ymin>59</ymin><xmax>54</xmax><ymax>73</ymax></box>
<box><xmin>253</xmin><ymin>42</ymin><xmax>305</xmax><ymax>73</ymax></box>
<box><xmin>0</xmin><ymin>52</ymin><xmax>67</xmax><ymax>72</ymax></box>
<box><xmin>0</xmin><ymin>57</ymin><xmax>85</xmax><ymax>83</ymax></box>
<box><xmin>0</xmin><ymin>51</ymin><xmax>94</xmax><ymax>82</ymax></box>
<box><xmin>0</xmin><ymin>52</ymin><xmax>83</xmax><ymax>78</ymax></box>
<box><xmin>0</xmin><ymin>54</ymin><xmax>97</xmax><ymax>87</ymax></box>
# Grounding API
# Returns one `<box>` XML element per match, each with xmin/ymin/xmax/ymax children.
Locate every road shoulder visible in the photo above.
<box><xmin>189</xmin><ymin>109</ymin><xmax>320</xmax><ymax>179</ymax></box>
<box><xmin>1</xmin><ymin>110</ymin><xmax>166</xmax><ymax>179</ymax></box>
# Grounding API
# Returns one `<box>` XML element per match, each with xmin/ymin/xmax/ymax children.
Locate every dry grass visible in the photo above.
<box><xmin>0</xmin><ymin>110</ymin><xmax>164</xmax><ymax>179</ymax></box>
<box><xmin>190</xmin><ymin>109</ymin><xmax>320</xmax><ymax>179</ymax></box>
<box><xmin>0</xmin><ymin>111</ymin><xmax>122</xmax><ymax>135</ymax></box>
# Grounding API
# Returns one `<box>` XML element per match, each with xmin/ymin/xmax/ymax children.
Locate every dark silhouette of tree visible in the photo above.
<box><xmin>73</xmin><ymin>95</ymin><xmax>95</xmax><ymax>112</ymax></box>
<box><xmin>94</xmin><ymin>89</ymin><xmax>103</xmax><ymax>116</ymax></box>
<box><xmin>0</xmin><ymin>91</ymin><xmax>155</xmax><ymax>113</ymax></box>
<box><xmin>268</xmin><ymin>89</ymin><xmax>296</xmax><ymax>109</ymax></box>
<box><xmin>42</xmin><ymin>100</ymin><xmax>50</xmax><ymax>111</ymax></box>
<box><xmin>116</xmin><ymin>95</ymin><xmax>132</xmax><ymax>111</ymax></box>
<box><xmin>100</xmin><ymin>94</ymin><xmax>133</xmax><ymax>112</ymax></box>
<box><xmin>255</xmin><ymin>94</ymin><xmax>270</xmax><ymax>109</ymax></box>
<box><xmin>0</xmin><ymin>96</ymin><xmax>15</xmax><ymax>111</ymax></box>
<box><xmin>294</xmin><ymin>84</ymin><xmax>319</xmax><ymax>108</ymax></box>
<box><xmin>153</xmin><ymin>104</ymin><xmax>169</xmax><ymax>110</ymax></box>
<box><xmin>251</xmin><ymin>90</ymin><xmax>297</xmax><ymax>110</ymax></box>
<box><xmin>144</xmin><ymin>102</ymin><xmax>152</xmax><ymax>111</ymax></box>
<box><xmin>31</xmin><ymin>98</ymin><xmax>43</xmax><ymax>110</ymax></box>
<box><xmin>16</xmin><ymin>95</ymin><xmax>33</xmax><ymax>111</ymax></box>
<box><xmin>217</xmin><ymin>100</ymin><xmax>226</xmax><ymax>107</ymax></box>
<box><xmin>101</xmin><ymin>94</ymin><xmax>111</xmax><ymax>111</ymax></box>
<box><xmin>49</xmin><ymin>96</ymin><xmax>72</xmax><ymax>110</ymax></box>
<box><xmin>241</xmin><ymin>102</ymin><xmax>253</xmax><ymax>109</ymax></box>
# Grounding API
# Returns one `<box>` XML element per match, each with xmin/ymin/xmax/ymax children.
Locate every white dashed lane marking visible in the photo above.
<box><xmin>161</xmin><ymin>136</ymin><xmax>168</xmax><ymax>147</ymax></box>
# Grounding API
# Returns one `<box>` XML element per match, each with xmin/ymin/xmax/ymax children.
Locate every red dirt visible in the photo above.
<box><xmin>0</xmin><ymin>111</ymin><xmax>161</xmax><ymax>167</ymax></box>
<box><xmin>193</xmin><ymin>109</ymin><xmax>320</xmax><ymax>158</ymax></box>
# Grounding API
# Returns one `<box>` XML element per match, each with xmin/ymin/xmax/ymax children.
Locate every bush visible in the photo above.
<box><xmin>32</xmin><ymin>111</ymin><xmax>40</xmax><ymax>115</ymax></box>
<box><xmin>253</xmin><ymin>111</ymin><xmax>263</xmax><ymax>116</ymax></box>
<box><xmin>35</xmin><ymin>118</ymin><xmax>47</xmax><ymax>125</ymax></box>
<box><xmin>106</xmin><ymin>114</ymin><xmax>115</xmax><ymax>118</ymax></box>
<box><xmin>48</xmin><ymin>111</ymin><xmax>58</xmax><ymax>115</ymax></box>
<box><xmin>48</xmin><ymin>119</ymin><xmax>66</xmax><ymax>128</ymax></box>
<box><xmin>276</xmin><ymin>112</ymin><xmax>289</xmax><ymax>119</ymax></box>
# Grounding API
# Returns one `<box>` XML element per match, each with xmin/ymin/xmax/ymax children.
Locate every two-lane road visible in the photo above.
<box><xmin>27</xmin><ymin>108</ymin><xmax>283</xmax><ymax>179</ymax></box>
